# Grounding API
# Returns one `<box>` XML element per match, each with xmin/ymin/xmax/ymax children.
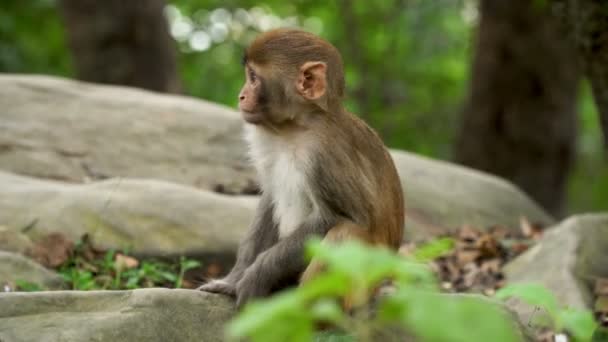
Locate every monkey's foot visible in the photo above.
<box><xmin>196</xmin><ymin>280</ymin><xmax>236</xmax><ymax>297</ymax></box>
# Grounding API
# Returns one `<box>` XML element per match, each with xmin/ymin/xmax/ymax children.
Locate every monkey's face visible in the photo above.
<box><xmin>238</xmin><ymin>61</ymin><xmax>328</xmax><ymax>126</ymax></box>
<box><xmin>238</xmin><ymin>65</ymin><xmax>267</xmax><ymax>125</ymax></box>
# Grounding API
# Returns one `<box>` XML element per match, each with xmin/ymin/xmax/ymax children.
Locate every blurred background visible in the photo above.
<box><xmin>1</xmin><ymin>0</ymin><xmax>606</xmax><ymax>216</ymax></box>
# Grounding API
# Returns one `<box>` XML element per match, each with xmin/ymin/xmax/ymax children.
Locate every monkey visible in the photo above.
<box><xmin>197</xmin><ymin>28</ymin><xmax>404</xmax><ymax>308</ymax></box>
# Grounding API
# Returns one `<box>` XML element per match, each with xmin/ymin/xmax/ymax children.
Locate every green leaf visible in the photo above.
<box><xmin>413</xmin><ymin>237</ymin><xmax>454</xmax><ymax>262</ymax></box>
<box><xmin>159</xmin><ymin>271</ymin><xmax>177</xmax><ymax>282</ymax></box>
<box><xmin>227</xmin><ymin>290</ymin><xmax>313</xmax><ymax>342</ymax></box>
<box><xmin>592</xmin><ymin>326</ymin><xmax>608</xmax><ymax>342</ymax></box>
<box><xmin>495</xmin><ymin>283</ymin><xmax>560</xmax><ymax>319</ymax></box>
<box><xmin>314</xmin><ymin>331</ymin><xmax>355</xmax><ymax>342</ymax></box>
<box><xmin>310</xmin><ymin>299</ymin><xmax>346</xmax><ymax>324</ymax></box>
<box><xmin>104</xmin><ymin>249</ymin><xmax>116</xmax><ymax>270</ymax></box>
<box><xmin>558</xmin><ymin>308</ymin><xmax>597</xmax><ymax>341</ymax></box>
<box><xmin>398</xmin><ymin>291</ymin><xmax>521</xmax><ymax>342</ymax></box>
<box><xmin>306</xmin><ymin>239</ymin><xmax>436</xmax><ymax>291</ymax></box>
<box><xmin>14</xmin><ymin>280</ymin><xmax>43</xmax><ymax>292</ymax></box>
<box><xmin>180</xmin><ymin>259</ymin><xmax>201</xmax><ymax>271</ymax></box>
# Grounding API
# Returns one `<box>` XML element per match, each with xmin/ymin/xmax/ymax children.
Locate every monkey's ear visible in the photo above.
<box><xmin>297</xmin><ymin>61</ymin><xmax>327</xmax><ymax>100</ymax></box>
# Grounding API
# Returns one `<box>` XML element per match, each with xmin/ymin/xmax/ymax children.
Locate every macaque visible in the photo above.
<box><xmin>198</xmin><ymin>29</ymin><xmax>404</xmax><ymax>308</ymax></box>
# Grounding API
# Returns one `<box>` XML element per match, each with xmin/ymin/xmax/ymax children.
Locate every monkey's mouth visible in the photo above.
<box><xmin>241</xmin><ymin>111</ymin><xmax>264</xmax><ymax>124</ymax></box>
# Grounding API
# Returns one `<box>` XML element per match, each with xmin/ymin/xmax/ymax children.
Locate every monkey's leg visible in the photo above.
<box><xmin>300</xmin><ymin>221</ymin><xmax>371</xmax><ymax>283</ymax></box>
<box><xmin>234</xmin><ymin>215</ymin><xmax>338</xmax><ymax>307</ymax></box>
<box><xmin>197</xmin><ymin>194</ymin><xmax>278</xmax><ymax>296</ymax></box>
<box><xmin>300</xmin><ymin>221</ymin><xmax>373</xmax><ymax>311</ymax></box>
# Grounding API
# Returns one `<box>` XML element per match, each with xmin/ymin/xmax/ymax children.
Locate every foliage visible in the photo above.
<box><xmin>0</xmin><ymin>0</ymin><xmax>605</xmax><ymax>212</ymax></box>
<box><xmin>567</xmin><ymin>82</ymin><xmax>608</xmax><ymax>213</ymax></box>
<box><xmin>496</xmin><ymin>283</ymin><xmax>597</xmax><ymax>342</ymax></box>
<box><xmin>0</xmin><ymin>0</ymin><xmax>71</xmax><ymax>76</ymax></box>
<box><xmin>52</xmin><ymin>239</ymin><xmax>201</xmax><ymax>290</ymax></box>
<box><xmin>14</xmin><ymin>280</ymin><xmax>44</xmax><ymax>292</ymax></box>
<box><xmin>228</xmin><ymin>239</ymin><xmax>524</xmax><ymax>342</ymax></box>
<box><xmin>167</xmin><ymin>0</ymin><xmax>471</xmax><ymax>157</ymax></box>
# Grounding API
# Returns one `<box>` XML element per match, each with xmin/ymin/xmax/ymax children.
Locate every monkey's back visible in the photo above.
<box><xmin>314</xmin><ymin>111</ymin><xmax>405</xmax><ymax>249</ymax></box>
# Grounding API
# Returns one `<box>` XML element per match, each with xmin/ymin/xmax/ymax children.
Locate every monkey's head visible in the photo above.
<box><xmin>238</xmin><ymin>29</ymin><xmax>345</xmax><ymax>125</ymax></box>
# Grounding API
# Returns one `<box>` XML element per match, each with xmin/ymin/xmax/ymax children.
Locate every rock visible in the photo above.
<box><xmin>0</xmin><ymin>251</ymin><xmax>64</xmax><ymax>290</ymax></box>
<box><xmin>0</xmin><ymin>74</ymin><xmax>553</xmax><ymax>249</ymax></box>
<box><xmin>0</xmin><ymin>288</ymin><xmax>531</xmax><ymax>342</ymax></box>
<box><xmin>391</xmin><ymin>151</ymin><xmax>553</xmax><ymax>240</ymax></box>
<box><xmin>0</xmin><ymin>289</ymin><xmax>234</xmax><ymax>342</ymax></box>
<box><xmin>504</xmin><ymin>214</ymin><xmax>608</xmax><ymax>321</ymax></box>
<box><xmin>0</xmin><ymin>171</ymin><xmax>257</xmax><ymax>257</ymax></box>
<box><xmin>0</xmin><ymin>74</ymin><xmax>253</xmax><ymax>193</ymax></box>
<box><xmin>0</xmin><ymin>226</ymin><xmax>33</xmax><ymax>254</ymax></box>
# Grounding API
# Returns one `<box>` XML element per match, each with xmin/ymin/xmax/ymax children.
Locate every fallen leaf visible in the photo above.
<box><xmin>26</xmin><ymin>232</ymin><xmax>74</xmax><ymax>268</ymax></box>
<box><xmin>115</xmin><ymin>253</ymin><xmax>139</xmax><ymax>271</ymax></box>
<box><xmin>519</xmin><ymin>216</ymin><xmax>544</xmax><ymax>240</ymax></box>
<box><xmin>455</xmin><ymin>249</ymin><xmax>480</xmax><ymax>266</ymax></box>
<box><xmin>205</xmin><ymin>263</ymin><xmax>222</xmax><ymax>278</ymax></box>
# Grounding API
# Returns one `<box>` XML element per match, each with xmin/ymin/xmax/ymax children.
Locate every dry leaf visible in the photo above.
<box><xmin>205</xmin><ymin>263</ymin><xmax>222</xmax><ymax>278</ymax></box>
<box><xmin>26</xmin><ymin>232</ymin><xmax>74</xmax><ymax>268</ymax></box>
<box><xmin>480</xmin><ymin>259</ymin><xmax>501</xmax><ymax>274</ymax></box>
<box><xmin>455</xmin><ymin>249</ymin><xmax>481</xmax><ymax>266</ymax></box>
<box><xmin>115</xmin><ymin>253</ymin><xmax>139</xmax><ymax>271</ymax></box>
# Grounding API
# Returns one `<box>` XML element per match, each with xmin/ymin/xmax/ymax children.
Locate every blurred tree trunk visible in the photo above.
<box><xmin>59</xmin><ymin>0</ymin><xmax>181</xmax><ymax>93</ymax></box>
<box><xmin>553</xmin><ymin>0</ymin><xmax>608</xmax><ymax>151</ymax></box>
<box><xmin>454</xmin><ymin>0</ymin><xmax>579</xmax><ymax>216</ymax></box>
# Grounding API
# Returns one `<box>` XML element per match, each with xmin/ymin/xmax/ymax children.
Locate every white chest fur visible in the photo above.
<box><xmin>244</xmin><ymin>125</ymin><xmax>316</xmax><ymax>238</ymax></box>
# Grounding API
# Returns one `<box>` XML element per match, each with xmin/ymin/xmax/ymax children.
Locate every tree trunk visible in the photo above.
<box><xmin>553</xmin><ymin>0</ymin><xmax>608</xmax><ymax>150</ymax></box>
<box><xmin>454</xmin><ymin>0</ymin><xmax>579</xmax><ymax>216</ymax></box>
<box><xmin>59</xmin><ymin>0</ymin><xmax>181</xmax><ymax>93</ymax></box>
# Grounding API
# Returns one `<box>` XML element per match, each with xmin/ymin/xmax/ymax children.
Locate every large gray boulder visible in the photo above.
<box><xmin>0</xmin><ymin>289</ymin><xmax>234</xmax><ymax>342</ymax></box>
<box><xmin>0</xmin><ymin>289</ymin><xmax>532</xmax><ymax>342</ymax></box>
<box><xmin>0</xmin><ymin>251</ymin><xmax>64</xmax><ymax>290</ymax></box>
<box><xmin>504</xmin><ymin>214</ymin><xmax>608</xmax><ymax>320</ymax></box>
<box><xmin>0</xmin><ymin>226</ymin><xmax>33</xmax><ymax>254</ymax></box>
<box><xmin>0</xmin><ymin>74</ymin><xmax>552</xmax><ymax>250</ymax></box>
<box><xmin>0</xmin><ymin>74</ymin><xmax>253</xmax><ymax>192</ymax></box>
<box><xmin>391</xmin><ymin>151</ymin><xmax>553</xmax><ymax>240</ymax></box>
<box><xmin>0</xmin><ymin>170</ymin><xmax>256</xmax><ymax>257</ymax></box>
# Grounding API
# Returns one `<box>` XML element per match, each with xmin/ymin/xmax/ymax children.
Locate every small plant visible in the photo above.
<box><xmin>59</xmin><ymin>267</ymin><xmax>97</xmax><ymax>290</ymax></box>
<box><xmin>496</xmin><ymin>283</ymin><xmax>597</xmax><ymax>341</ymax></box>
<box><xmin>14</xmin><ymin>280</ymin><xmax>44</xmax><ymax>292</ymax></box>
<box><xmin>228</xmin><ymin>238</ymin><xmax>523</xmax><ymax>342</ymax></box>
<box><xmin>176</xmin><ymin>256</ymin><xmax>202</xmax><ymax>289</ymax></box>
<box><xmin>49</xmin><ymin>238</ymin><xmax>202</xmax><ymax>291</ymax></box>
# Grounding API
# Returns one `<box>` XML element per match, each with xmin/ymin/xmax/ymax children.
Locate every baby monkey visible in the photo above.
<box><xmin>198</xmin><ymin>29</ymin><xmax>404</xmax><ymax>308</ymax></box>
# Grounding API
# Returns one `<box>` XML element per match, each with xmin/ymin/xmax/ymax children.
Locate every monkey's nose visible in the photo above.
<box><xmin>239</xmin><ymin>95</ymin><xmax>245</xmax><ymax>101</ymax></box>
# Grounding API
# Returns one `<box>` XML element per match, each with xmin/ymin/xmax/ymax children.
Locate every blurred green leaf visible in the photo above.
<box><xmin>413</xmin><ymin>237</ymin><xmax>454</xmax><ymax>262</ymax></box>
<box><xmin>558</xmin><ymin>309</ymin><xmax>597</xmax><ymax>342</ymax></box>
<box><xmin>14</xmin><ymin>280</ymin><xmax>44</xmax><ymax>292</ymax></box>
<box><xmin>495</xmin><ymin>283</ymin><xmax>560</xmax><ymax>319</ymax></box>
<box><xmin>389</xmin><ymin>291</ymin><xmax>521</xmax><ymax>342</ymax></box>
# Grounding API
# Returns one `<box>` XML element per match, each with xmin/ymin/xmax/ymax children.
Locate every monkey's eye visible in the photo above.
<box><xmin>249</xmin><ymin>70</ymin><xmax>257</xmax><ymax>82</ymax></box>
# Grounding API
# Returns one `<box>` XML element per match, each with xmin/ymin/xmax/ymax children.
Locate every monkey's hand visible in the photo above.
<box><xmin>196</xmin><ymin>279</ymin><xmax>236</xmax><ymax>297</ymax></box>
<box><xmin>235</xmin><ymin>266</ymin><xmax>270</xmax><ymax>308</ymax></box>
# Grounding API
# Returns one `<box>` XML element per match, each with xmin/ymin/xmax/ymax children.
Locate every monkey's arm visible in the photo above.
<box><xmin>235</xmin><ymin>214</ymin><xmax>337</xmax><ymax>307</ymax></box>
<box><xmin>198</xmin><ymin>194</ymin><xmax>278</xmax><ymax>296</ymax></box>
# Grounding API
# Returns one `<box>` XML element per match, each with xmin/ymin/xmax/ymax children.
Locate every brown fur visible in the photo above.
<box><xmin>199</xmin><ymin>29</ymin><xmax>404</xmax><ymax>308</ymax></box>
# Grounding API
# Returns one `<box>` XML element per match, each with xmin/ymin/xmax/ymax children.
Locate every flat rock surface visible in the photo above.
<box><xmin>0</xmin><ymin>74</ymin><xmax>553</xmax><ymax>254</ymax></box>
<box><xmin>0</xmin><ymin>251</ymin><xmax>64</xmax><ymax>290</ymax></box>
<box><xmin>0</xmin><ymin>288</ymin><xmax>532</xmax><ymax>342</ymax></box>
<box><xmin>0</xmin><ymin>74</ymin><xmax>253</xmax><ymax>193</ymax></box>
<box><xmin>0</xmin><ymin>170</ymin><xmax>257</xmax><ymax>256</ymax></box>
<box><xmin>391</xmin><ymin>151</ymin><xmax>553</xmax><ymax>240</ymax></box>
<box><xmin>0</xmin><ymin>288</ymin><xmax>234</xmax><ymax>342</ymax></box>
